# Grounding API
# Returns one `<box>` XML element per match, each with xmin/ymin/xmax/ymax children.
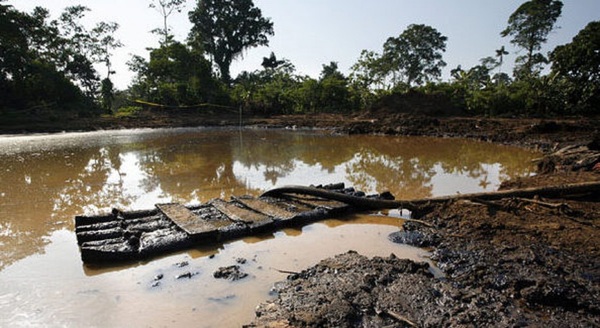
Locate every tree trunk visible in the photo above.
<box><xmin>261</xmin><ymin>181</ymin><xmax>600</xmax><ymax>211</ymax></box>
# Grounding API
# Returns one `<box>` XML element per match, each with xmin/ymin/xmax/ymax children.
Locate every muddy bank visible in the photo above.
<box><xmin>2</xmin><ymin>109</ymin><xmax>598</xmax><ymax>153</ymax></box>
<box><xmin>248</xmin><ymin>185</ymin><xmax>600</xmax><ymax>327</ymax></box>
<box><xmin>245</xmin><ymin>113</ymin><xmax>600</xmax><ymax>326</ymax></box>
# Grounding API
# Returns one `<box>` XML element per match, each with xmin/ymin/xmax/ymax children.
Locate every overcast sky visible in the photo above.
<box><xmin>8</xmin><ymin>0</ymin><xmax>600</xmax><ymax>89</ymax></box>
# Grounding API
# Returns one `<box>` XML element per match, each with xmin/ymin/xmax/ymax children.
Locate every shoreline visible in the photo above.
<box><xmin>2</xmin><ymin>111</ymin><xmax>598</xmax><ymax>148</ymax></box>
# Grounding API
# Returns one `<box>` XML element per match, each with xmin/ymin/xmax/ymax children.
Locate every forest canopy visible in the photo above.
<box><xmin>1</xmin><ymin>0</ymin><xmax>598</xmax><ymax>126</ymax></box>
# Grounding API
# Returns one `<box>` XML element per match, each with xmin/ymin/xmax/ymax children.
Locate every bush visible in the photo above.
<box><xmin>114</xmin><ymin>106</ymin><xmax>142</xmax><ymax>118</ymax></box>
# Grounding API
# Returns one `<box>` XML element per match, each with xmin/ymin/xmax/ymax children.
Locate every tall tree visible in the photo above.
<box><xmin>550</xmin><ymin>21</ymin><xmax>600</xmax><ymax>113</ymax></box>
<box><xmin>501</xmin><ymin>0</ymin><xmax>563</xmax><ymax>78</ymax></box>
<box><xmin>188</xmin><ymin>0</ymin><xmax>274</xmax><ymax>84</ymax></box>
<box><xmin>51</xmin><ymin>5</ymin><xmax>122</xmax><ymax>98</ymax></box>
<box><xmin>350</xmin><ymin>50</ymin><xmax>389</xmax><ymax>90</ymax></box>
<box><xmin>91</xmin><ymin>21</ymin><xmax>122</xmax><ymax>112</ymax></box>
<box><xmin>382</xmin><ymin>24</ymin><xmax>447</xmax><ymax>86</ymax></box>
<box><xmin>91</xmin><ymin>22</ymin><xmax>123</xmax><ymax>79</ymax></box>
<box><xmin>495</xmin><ymin>45</ymin><xmax>509</xmax><ymax>73</ymax></box>
<box><xmin>149</xmin><ymin>0</ymin><xmax>186</xmax><ymax>45</ymax></box>
<box><xmin>0</xmin><ymin>3</ymin><xmax>89</xmax><ymax>113</ymax></box>
<box><xmin>261</xmin><ymin>52</ymin><xmax>284</xmax><ymax>70</ymax></box>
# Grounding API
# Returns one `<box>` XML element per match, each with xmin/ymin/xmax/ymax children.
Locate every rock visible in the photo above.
<box><xmin>213</xmin><ymin>265</ymin><xmax>248</xmax><ymax>281</ymax></box>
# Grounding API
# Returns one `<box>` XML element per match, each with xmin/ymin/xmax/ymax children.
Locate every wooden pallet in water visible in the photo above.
<box><xmin>74</xmin><ymin>183</ymin><xmax>385</xmax><ymax>264</ymax></box>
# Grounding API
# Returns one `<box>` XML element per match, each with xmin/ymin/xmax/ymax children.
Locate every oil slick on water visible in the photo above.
<box><xmin>0</xmin><ymin>128</ymin><xmax>540</xmax><ymax>327</ymax></box>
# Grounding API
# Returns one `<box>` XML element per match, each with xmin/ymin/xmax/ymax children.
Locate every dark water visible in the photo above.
<box><xmin>0</xmin><ymin>127</ymin><xmax>539</xmax><ymax>326</ymax></box>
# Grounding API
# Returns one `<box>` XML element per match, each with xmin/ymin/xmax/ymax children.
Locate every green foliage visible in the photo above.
<box><xmin>188</xmin><ymin>0</ymin><xmax>274</xmax><ymax>84</ymax></box>
<box><xmin>231</xmin><ymin>59</ymin><xmax>356</xmax><ymax>115</ymax></box>
<box><xmin>350</xmin><ymin>24</ymin><xmax>447</xmax><ymax>93</ymax></box>
<box><xmin>0</xmin><ymin>1</ymin><xmax>125</xmax><ymax>126</ymax></box>
<box><xmin>128</xmin><ymin>41</ymin><xmax>228</xmax><ymax>107</ymax></box>
<box><xmin>114</xmin><ymin>106</ymin><xmax>142</xmax><ymax>118</ymax></box>
<box><xmin>0</xmin><ymin>3</ymin><xmax>102</xmax><ymax>119</ymax></box>
<box><xmin>232</xmin><ymin>64</ymin><xmax>299</xmax><ymax>114</ymax></box>
<box><xmin>350</xmin><ymin>50</ymin><xmax>389</xmax><ymax>92</ymax></box>
<box><xmin>318</xmin><ymin>62</ymin><xmax>352</xmax><ymax>112</ymax></box>
<box><xmin>550</xmin><ymin>21</ymin><xmax>600</xmax><ymax>115</ymax></box>
<box><xmin>383</xmin><ymin>24</ymin><xmax>448</xmax><ymax>86</ymax></box>
<box><xmin>501</xmin><ymin>0</ymin><xmax>563</xmax><ymax>78</ymax></box>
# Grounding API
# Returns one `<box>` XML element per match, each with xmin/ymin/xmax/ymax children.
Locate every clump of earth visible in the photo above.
<box><xmin>247</xmin><ymin>189</ymin><xmax>599</xmax><ymax>327</ymax></box>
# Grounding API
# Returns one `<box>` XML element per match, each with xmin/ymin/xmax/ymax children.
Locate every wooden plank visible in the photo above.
<box><xmin>156</xmin><ymin>203</ymin><xmax>217</xmax><ymax>237</ymax></box>
<box><xmin>234</xmin><ymin>196</ymin><xmax>298</xmax><ymax>221</ymax></box>
<box><xmin>284</xmin><ymin>194</ymin><xmax>349</xmax><ymax>211</ymax></box>
<box><xmin>211</xmin><ymin>199</ymin><xmax>274</xmax><ymax>231</ymax></box>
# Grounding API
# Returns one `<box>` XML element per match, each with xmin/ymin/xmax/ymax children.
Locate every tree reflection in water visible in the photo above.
<box><xmin>0</xmin><ymin>128</ymin><xmax>539</xmax><ymax>270</ymax></box>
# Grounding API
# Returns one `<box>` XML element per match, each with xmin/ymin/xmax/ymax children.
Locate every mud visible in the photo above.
<box><xmin>213</xmin><ymin>265</ymin><xmax>248</xmax><ymax>281</ymax></box>
<box><xmin>248</xmin><ymin>193</ymin><xmax>599</xmax><ymax>327</ymax></box>
<box><xmin>244</xmin><ymin>111</ymin><xmax>600</xmax><ymax>327</ymax></box>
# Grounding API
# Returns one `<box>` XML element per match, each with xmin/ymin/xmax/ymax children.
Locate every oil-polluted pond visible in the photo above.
<box><xmin>0</xmin><ymin>127</ymin><xmax>540</xmax><ymax>326</ymax></box>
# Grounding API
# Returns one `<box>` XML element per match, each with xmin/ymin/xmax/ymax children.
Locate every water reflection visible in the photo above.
<box><xmin>0</xmin><ymin>128</ymin><xmax>539</xmax><ymax>269</ymax></box>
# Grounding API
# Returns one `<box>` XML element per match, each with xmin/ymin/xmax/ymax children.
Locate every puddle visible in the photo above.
<box><xmin>0</xmin><ymin>214</ymin><xmax>431</xmax><ymax>327</ymax></box>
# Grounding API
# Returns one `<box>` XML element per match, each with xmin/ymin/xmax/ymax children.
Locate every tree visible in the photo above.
<box><xmin>317</xmin><ymin>62</ymin><xmax>351</xmax><ymax>112</ymax></box>
<box><xmin>261</xmin><ymin>52</ymin><xmax>285</xmax><ymax>70</ymax></box>
<box><xmin>320</xmin><ymin>61</ymin><xmax>345</xmax><ymax>81</ymax></box>
<box><xmin>188</xmin><ymin>0</ymin><xmax>274</xmax><ymax>84</ymax></box>
<box><xmin>91</xmin><ymin>22</ymin><xmax>123</xmax><ymax>79</ymax></box>
<box><xmin>382</xmin><ymin>24</ymin><xmax>448</xmax><ymax>86</ymax></box>
<box><xmin>501</xmin><ymin>0</ymin><xmax>563</xmax><ymax>78</ymax></box>
<box><xmin>550</xmin><ymin>21</ymin><xmax>600</xmax><ymax>114</ymax></box>
<box><xmin>0</xmin><ymin>3</ymin><xmax>91</xmax><ymax>114</ymax></box>
<box><xmin>128</xmin><ymin>41</ymin><xmax>223</xmax><ymax>106</ymax></box>
<box><xmin>149</xmin><ymin>0</ymin><xmax>186</xmax><ymax>45</ymax></box>
<box><xmin>54</xmin><ymin>5</ymin><xmax>98</xmax><ymax>95</ymax></box>
<box><xmin>231</xmin><ymin>58</ymin><xmax>299</xmax><ymax>115</ymax></box>
<box><xmin>50</xmin><ymin>5</ymin><xmax>122</xmax><ymax>98</ymax></box>
<box><xmin>495</xmin><ymin>45</ymin><xmax>509</xmax><ymax>73</ymax></box>
<box><xmin>350</xmin><ymin>50</ymin><xmax>390</xmax><ymax>91</ymax></box>
<box><xmin>0</xmin><ymin>2</ymin><xmax>34</xmax><ymax>82</ymax></box>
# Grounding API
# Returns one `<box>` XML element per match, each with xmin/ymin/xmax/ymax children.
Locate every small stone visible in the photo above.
<box><xmin>213</xmin><ymin>265</ymin><xmax>248</xmax><ymax>281</ymax></box>
<box><xmin>174</xmin><ymin>261</ymin><xmax>189</xmax><ymax>268</ymax></box>
<box><xmin>176</xmin><ymin>271</ymin><xmax>198</xmax><ymax>279</ymax></box>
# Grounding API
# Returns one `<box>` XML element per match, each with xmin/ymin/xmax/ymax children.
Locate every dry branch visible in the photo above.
<box><xmin>514</xmin><ymin>197</ymin><xmax>566</xmax><ymax>209</ymax></box>
<box><xmin>382</xmin><ymin>309</ymin><xmax>417</xmax><ymax>327</ymax></box>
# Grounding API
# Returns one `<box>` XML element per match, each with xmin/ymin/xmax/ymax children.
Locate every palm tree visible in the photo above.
<box><xmin>495</xmin><ymin>46</ymin><xmax>509</xmax><ymax>73</ymax></box>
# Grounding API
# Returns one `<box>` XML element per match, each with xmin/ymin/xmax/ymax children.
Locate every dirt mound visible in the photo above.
<box><xmin>367</xmin><ymin>90</ymin><xmax>465</xmax><ymax>117</ymax></box>
<box><xmin>248</xmin><ymin>191</ymin><xmax>600</xmax><ymax>327</ymax></box>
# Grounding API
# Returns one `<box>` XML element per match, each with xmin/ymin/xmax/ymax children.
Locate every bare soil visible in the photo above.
<box><xmin>246</xmin><ymin>177</ymin><xmax>600</xmax><ymax>327</ymax></box>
